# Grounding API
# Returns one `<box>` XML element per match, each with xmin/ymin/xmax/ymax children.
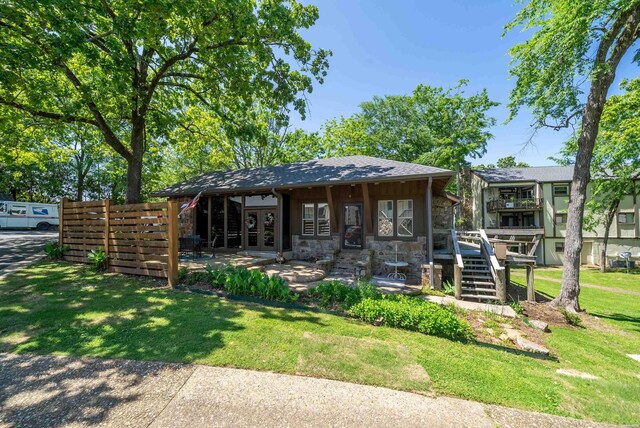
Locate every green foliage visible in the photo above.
<box><xmin>177</xmin><ymin>267</ymin><xmax>189</xmax><ymax>284</ymax></box>
<box><xmin>350</xmin><ymin>295</ymin><xmax>474</xmax><ymax>341</ymax></box>
<box><xmin>442</xmin><ymin>281</ymin><xmax>456</xmax><ymax>297</ymax></box>
<box><xmin>43</xmin><ymin>241</ymin><xmax>67</xmax><ymax>260</ymax></box>
<box><xmin>202</xmin><ymin>265</ymin><xmax>297</xmax><ymax>303</ymax></box>
<box><xmin>87</xmin><ymin>247</ymin><xmax>107</xmax><ymax>272</ymax></box>
<box><xmin>0</xmin><ymin>0</ymin><xmax>330</xmax><ymax>202</ymax></box>
<box><xmin>475</xmin><ymin>156</ymin><xmax>530</xmax><ymax>169</ymax></box>
<box><xmin>561</xmin><ymin>309</ymin><xmax>584</xmax><ymax>327</ymax></box>
<box><xmin>510</xmin><ymin>300</ymin><xmax>524</xmax><ymax>315</ymax></box>
<box><xmin>309</xmin><ymin>280</ymin><xmax>381</xmax><ymax>309</ymax></box>
<box><xmin>321</xmin><ymin>80</ymin><xmax>497</xmax><ymax>170</ymax></box>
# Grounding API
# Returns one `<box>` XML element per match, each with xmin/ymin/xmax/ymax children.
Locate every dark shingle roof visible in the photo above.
<box><xmin>472</xmin><ymin>166</ymin><xmax>574</xmax><ymax>183</ymax></box>
<box><xmin>154</xmin><ymin>155</ymin><xmax>453</xmax><ymax>197</ymax></box>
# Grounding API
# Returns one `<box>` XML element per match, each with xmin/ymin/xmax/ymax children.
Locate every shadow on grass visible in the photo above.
<box><xmin>589</xmin><ymin>312</ymin><xmax>640</xmax><ymax>332</ymax></box>
<box><xmin>474</xmin><ymin>341</ymin><xmax>559</xmax><ymax>362</ymax></box>
<box><xmin>507</xmin><ymin>280</ymin><xmax>554</xmax><ymax>303</ymax></box>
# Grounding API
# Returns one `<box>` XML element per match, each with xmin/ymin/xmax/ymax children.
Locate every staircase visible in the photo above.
<box><xmin>460</xmin><ymin>253</ymin><xmax>498</xmax><ymax>301</ymax></box>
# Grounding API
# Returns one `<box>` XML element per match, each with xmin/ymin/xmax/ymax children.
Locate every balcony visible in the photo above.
<box><xmin>486</xmin><ymin>198</ymin><xmax>543</xmax><ymax>213</ymax></box>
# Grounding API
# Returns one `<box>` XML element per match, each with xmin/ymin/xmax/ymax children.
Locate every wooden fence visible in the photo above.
<box><xmin>59</xmin><ymin>198</ymin><xmax>178</xmax><ymax>286</ymax></box>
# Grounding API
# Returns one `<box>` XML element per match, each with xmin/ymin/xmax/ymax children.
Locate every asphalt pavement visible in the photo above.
<box><xmin>0</xmin><ymin>230</ymin><xmax>57</xmax><ymax>278</ymax></box>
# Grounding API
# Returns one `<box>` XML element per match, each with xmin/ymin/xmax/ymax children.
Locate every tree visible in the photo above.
<box><xmin>475</xmin><ymin>156</ymin><xmax>530</xmax><ymax>169</ymax></box>
<box><xmin>505</xmin><ymin>0</ymin><xmax>640</xmax><ymax>311</ymax></box>
<box><xmin>322</xmin><ymin>81</ymin><xmax>498</xmax><ymax>170</ymax></box>
<box><xmin>0</xmin><ymin>0</ymin><xmax>330</xmax><ymax>203</ymax></box>
<box><xmin>557</xmin><ymin>78</ymin><xmax>640</xmax><ymax>272</ymax></box>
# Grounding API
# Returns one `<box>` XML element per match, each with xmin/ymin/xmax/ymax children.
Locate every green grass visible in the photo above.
<box><xmin>1</xmin><ymin>262</ymin><xmax>639</xmax><ymax>424</ymax></box>
<box><xmin>513</xmin><ymin>266</ymin><xmax>640</xmax><ymax>292</ymax></box>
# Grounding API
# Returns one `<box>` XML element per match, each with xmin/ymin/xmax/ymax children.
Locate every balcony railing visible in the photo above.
<box><xmin>486</xmin><ymin>198</ymin><xmax>543</xmax><ymax>212</ymax></box>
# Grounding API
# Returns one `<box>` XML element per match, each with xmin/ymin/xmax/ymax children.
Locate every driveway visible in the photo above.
<box><xmin>0</xmin><ymin>231</ymin><xmax>57</xmax><ymax>278</ymax></box>
<box><xmin>0</xmin><ymin>353</ymin><xmax>613</xmax><ymax>428</ymax></box>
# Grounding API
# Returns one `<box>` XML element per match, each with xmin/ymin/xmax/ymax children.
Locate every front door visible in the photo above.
<box><xmin>343</xmin><ymin>203</ymin><xmax>363</xmax><ymax>249</ymax></box>
<box><xmin>245</xmin><ymin>209</ymin><xmax>277</xmax><ymax>251</ymax></box>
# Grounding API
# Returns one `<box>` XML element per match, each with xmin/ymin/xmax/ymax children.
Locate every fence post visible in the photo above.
<box><xmin>59</xmin><ymin>198</ymin><xmax>66</xmax><ymax>247</ymax></box>
<box><xmin>495</xmin><ymin>269</ymin><xmax>507</xmax><ymax>304</ymax></box>
<box><xmin>104</xmin><ymin>199</ymin><xmax>111</xmax><ymax>268</ymax></box>
<box><xmin>167</xmin><ymin>200</ymin><xmax>179</xmax><ymax>287</ymax></box>
<box><xmin>526</xmin><ymin>263</ymin><xmax>535</xmax><ymax>302</ymax></box>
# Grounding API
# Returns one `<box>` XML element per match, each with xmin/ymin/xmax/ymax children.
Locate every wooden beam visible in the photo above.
<box><xmin>59</xmin><ymin>198</ymin><xmax>66</xmax><ymax>247</ymax></box>
<box><xmin>167</xmin><ymin>200</ymin><xmax>179</xmax><ymax>288</ymax></box>
<box><xmin>223</xmin><ymin>196</ymin><xmax>228</xmax><ymax>249</ymax></box>
<box><xmin>207</xmin><ymin>196</ymin><xmax>212</xmax><ymax>248</ymax></box>
<box><xmin>362</xmin><ymin>183</ymin><xmax>373</xmax><ymax>235</ymax></box>
<box><xmin>326</xmin><ymin>186</ymin><xmax>338</xmax><ymax>234</ymax></box>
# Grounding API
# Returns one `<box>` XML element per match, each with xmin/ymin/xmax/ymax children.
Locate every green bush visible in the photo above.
<box><xmin>442</xmin><ymin>281</ymin><xmax>455</xmax><ymax>296</ymax></box>
<box><xmin>202</xmin><ymin>265</ymin><xmax>297</xmax><ymax>303</ymax></box>
<box><xmin>44</xmin><ymin>241</ymin><xmax>67</xmax><ymax>260</ymax></box>
<box><xmin>309</xmin><ymin>280</ymin><xmax>380</xmax><ymax>309</ymax></box>
<box><xmin>87</xmin><ymin>247</ymin><xmax>108</xmax><ymax>271</ymax></box>
<box><xmin>350</xmin><ymin>295</ymin><xmax>474</xmax><ymax>341</ymax></box>
<box><xmin>177</xmin><ymin>266</ymin><xmax>189</xmax><ymax>283</ymax></box>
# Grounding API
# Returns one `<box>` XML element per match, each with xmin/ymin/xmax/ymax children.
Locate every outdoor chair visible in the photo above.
<box><xmin>179</xmin><ymin>235</ymin><xmax>203</xmax><ymax>258</ymax></box>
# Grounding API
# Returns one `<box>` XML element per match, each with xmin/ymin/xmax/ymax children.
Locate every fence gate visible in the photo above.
<box><xmin>59</xmin><ymin>199</ymin><xmax>178</xmax><ymax>286</ymax></box>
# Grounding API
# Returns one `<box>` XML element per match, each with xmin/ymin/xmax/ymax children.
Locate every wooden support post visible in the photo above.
<box><xmin>495</xmin><ymin>269</ymin><xmax>507</xmax><ymax>304</ymax></box>
<box><xmin>167</xmin><ymin>200</ymin><xmax>179</xmax><ymax>287</ymax></box>
<box><xmin>362</xmin><ymin>183</ymin><xmax>373</xmax><ymax>235</ymax></box>
<box><xmin>326</xmin><ymin>186</ymin><xmax>338</xmax><ymax>234</ymax></box>
<box><xmin>104</xmin><ymin>199</ymin><xmax>111</xmax><ymax>267</ymax></box>
<box><xmin>207</xmin><ymin>196</ymin><xmax>212</xmax><ymax>248</ymax></box>
<box><xmin>526</xmin><ymin>263</ymin><xmax>535</xmax><ymax>302</ymax></box>
<box><xmin>454</xmin><ymin>264</ymin><xmax>462</xmax><ymax>300</ymax></box>
<box><xmin>59</xmin><ymin>198</ymin><xmax>66</xmax><ymax>247</ymax></box>
<box><xmin>505</xmin><ymin>263</ymin><xmax>510</xmax><ymax>287</ymax></box>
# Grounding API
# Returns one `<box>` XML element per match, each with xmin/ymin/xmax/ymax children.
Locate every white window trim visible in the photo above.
<box><xmin>317</xmin><ymin>203</ymin><xmax>330</xmax><ymax>236</ymax></box>
<box><xmin>397</xmin><ymin>199</ymin><xmax>414</xmax><ymax>237</ymax></box>
<box><xmin>377</xmin><ymin>200</ymin><xmax>394</xmax><ymax>237</ymax></box>
<box><xmin>302</xmin><ymin>203</ymin><xmax>315</xmax><ymax>236</ymax></box>
<box><xmin>553</xmin><ymin>185</ymin><xmax>569</xmax><ymax>197</ymax></box>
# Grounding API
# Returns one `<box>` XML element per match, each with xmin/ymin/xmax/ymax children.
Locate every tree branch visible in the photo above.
<box><xmin>0</xmin><ymin>97</ymin><xmax>98</xmax><ymax>126</ymax></box>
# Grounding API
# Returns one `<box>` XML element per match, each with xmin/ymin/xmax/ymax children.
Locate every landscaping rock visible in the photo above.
<box><xmin>499</xmin><ymin>333</ymin><xmax>509</xmax><ymax>342</ymax></box>
<box><xmin>504</xmin><ymin>328</ymin><xmax>521</xmax><ymax>341</ymax></box>
<box><xmin>529</xmin><ymin>319</ymin><xmax>550</xmax><ymax>332</ymax></box>
<box><xmin>516</xmin><ymin>336</ymin><xmax>550</xmax><ymax>355</ymax></box>
<box><xmin>556</xmin><ymin>369</ymin><xmax>599</xmax><ymax>380</ymax></box>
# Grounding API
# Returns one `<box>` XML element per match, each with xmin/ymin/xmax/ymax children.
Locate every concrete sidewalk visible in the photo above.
<box><xmin>0</xmin><ymin>353</ymin><xmax>614</xmax><ymax>428</ymax></box>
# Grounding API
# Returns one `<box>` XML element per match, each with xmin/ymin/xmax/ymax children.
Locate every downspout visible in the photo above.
<box><xmin>271</xmin><ymin>188</ymin><xmax>284</xmax><ymax>254</ymax></box>
<box><xmin>427</xmin><ymin>177</ymin><xmax>434</xmax><ymax>289</ymax></box>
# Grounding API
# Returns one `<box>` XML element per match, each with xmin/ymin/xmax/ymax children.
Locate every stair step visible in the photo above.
<box><xmin>462</xmin><ymin>281</ymin><xmax>495</xmax><ymax>286</ymax></box>
<box><xmin>463</xmin><ymin>268</ymin><xmax>490</xmax><ymax>273</ymax></box>
<box><xmin>461</xmin><ymin>294</ymin><xmax>500</xmax><ymax>300</ymax></box>
<box><xmin>462</xmin><ymin>287</ymin><xmax>497</xmax><ymax>293</ymax></box>
<box><xmin>462</xmin><ymin>274</ymin><xmax>493</xmax><ymax>280</ymax></box>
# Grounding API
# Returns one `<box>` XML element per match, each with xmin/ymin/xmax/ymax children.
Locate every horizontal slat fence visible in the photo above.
<box><xmin>59</xmin><ymin>198</ymin><xmax>178</xmax><ymax>285</ymax></box>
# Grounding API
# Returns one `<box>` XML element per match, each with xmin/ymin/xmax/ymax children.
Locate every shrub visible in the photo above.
<box><xmin>185</xmin><ymin>270</ymin><xmax>210</xmax><ymax>286</ymax></box>
<box><xmin>87</xmin><ymin>247</ymin><xmax>108</xmax><ymax>271</ymax></box>
<box><xmin>510</xmin><ymin>300</ymin><xmax>524</xmax><ymax>315</ymax></box>
<box><xmin>442</xmin><ymin>281</ymin><xmax>455</xmax><ymax>296</ymax></box>
<box><xmin>350</xmin><ymin>295</ymin><xmax>474</xmax><ymax>341</ymax></box>
<box><xmin>177</xmin><ymin>266</ymin><xmax>189</xmax><ymax>283</ymax></box>
<box><xmin>202</xmin><ymin>265</ymin><xmax>297</xmax><ymax>303</ymax></box>
<box><xmin>309</xmin><ymin>280</ymin><xmax>380</xmax><ymax>309</ymax></box>
<box><xmin>561</xmin><ymin>309</ymin><xmax>584</xmax><ymax>327</ymax></box>
<box><xmin>44</xmin><ymin>241</ymin><xmax>67</xmax><ymax>260</ymax></box>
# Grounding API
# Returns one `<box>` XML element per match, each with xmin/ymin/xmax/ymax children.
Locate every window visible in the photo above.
<box><xmin>618</xmin><ymin>212</ymin><xmax>635</xmax><ymax>224</ymax></box>
<box><xmin>32</xmin><ymin>207</ymin><xmax>49</xmax><ymax>216</ymax></box>
<box><xmin>0</xmin><ymin>203</ymin><xmax>5</xmax><ymax>213</ymax></box>
<box><xmin>555</xmin><ymin>242</ymin><xmax>565</xmax><ymax>252</ymax></box>
<box><xmin>377</xmin><ymin>200</ymin><xmax>393</xmax><ymax>236</ymax></box>
<box><xmin>302</xmin><ymin>203</ymin><xmax>315</xmax><ymax>236</ymax></box>
<box><xmin>317</xmin><ymin>203</ymin><xmax>330</xmax><ymax>236</ymax></box>
<box><xmin>555</xmin><ymin>213</ymin><xmax>567</xmax><ymax>224</ymax></box>
<box><xmin>9</xmin><ymin>205</ymin><xmax>26</xmax><ymax>216</ymax></box>
<box><xmin>553</xmin><ymin>185</ymin><xmax>569</xmax><ymax>197</ymax></box>
<box><xmin>397</xmin><ymin>199</ymin><xmax>413</xmax><ymax>237</ymax></box>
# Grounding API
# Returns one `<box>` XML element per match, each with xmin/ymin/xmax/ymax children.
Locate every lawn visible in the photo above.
<box><xmin>512</xmin><ymin>266</ymin><xmax>640</xmax><ymax>292</ymax></box>
<box><xmin>1</xmin><ymin>261</ymin><xmax>639</xmax><ymax>425</ymax></box>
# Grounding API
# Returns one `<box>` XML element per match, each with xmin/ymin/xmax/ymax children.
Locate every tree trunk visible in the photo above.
<box><xmin>126</xmin><ymin>118</ymin><xmax>145</xmax><ymax>204</ymax></box>
<box><xmin>76</xmin><ymin>172</ymin><xmax>85</xmax><ymax>202</ymax></box>
<box><xmin>553</xmin><ymin>78</ymin><xmax>611</xmax><ymax>312</ymax></box>
<box><xmin>600</xmin><ymin>205</ymin><xmax>617</xmax><ymax>273</ymax></box>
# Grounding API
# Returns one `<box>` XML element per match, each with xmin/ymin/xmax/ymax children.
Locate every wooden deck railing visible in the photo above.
<box><xmin>59</xmin><ymin>199</ymin><xmax>178</xmax><ymax>286</ymax></box>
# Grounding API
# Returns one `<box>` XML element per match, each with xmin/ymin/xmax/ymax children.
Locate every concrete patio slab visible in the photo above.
<box><xmin>423</xmin><ymin>295</ymin><xmax>517</xmax><ymax>318</ymax></box>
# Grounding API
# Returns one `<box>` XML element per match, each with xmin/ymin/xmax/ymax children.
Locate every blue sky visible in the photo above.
<box><xmin>291</xmin><ymin>0</ymin><xmax>636</xmax><ymax>166</ymax></box>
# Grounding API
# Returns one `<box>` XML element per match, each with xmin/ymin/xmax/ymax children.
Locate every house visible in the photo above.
<box><xmin>470</xmin><ymin>166</ymin><xmax>640</xmax><ymax>266</ymax></box>
<box><xmin>153</xmin><ymin>155</ymin><xmax>457</xmax><ymax>282</ymax></box>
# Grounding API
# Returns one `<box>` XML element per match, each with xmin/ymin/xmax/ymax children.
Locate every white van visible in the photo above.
<box><xmin>0</xmin><ymin>201</ymin><xmax>60</xmax><ymax>230</ymax></box>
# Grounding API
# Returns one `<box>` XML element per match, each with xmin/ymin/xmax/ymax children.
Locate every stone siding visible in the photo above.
<box><xmin>169</xmin><ymin>197</ymin><xmax>194</xmax><ymax>237</ymax></box>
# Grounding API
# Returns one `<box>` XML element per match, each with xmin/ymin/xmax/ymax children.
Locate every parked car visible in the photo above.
<box><xmin>0</xmin><ymin>201</ymin><xmax>60</xmax><ymax>230</ymax></box>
